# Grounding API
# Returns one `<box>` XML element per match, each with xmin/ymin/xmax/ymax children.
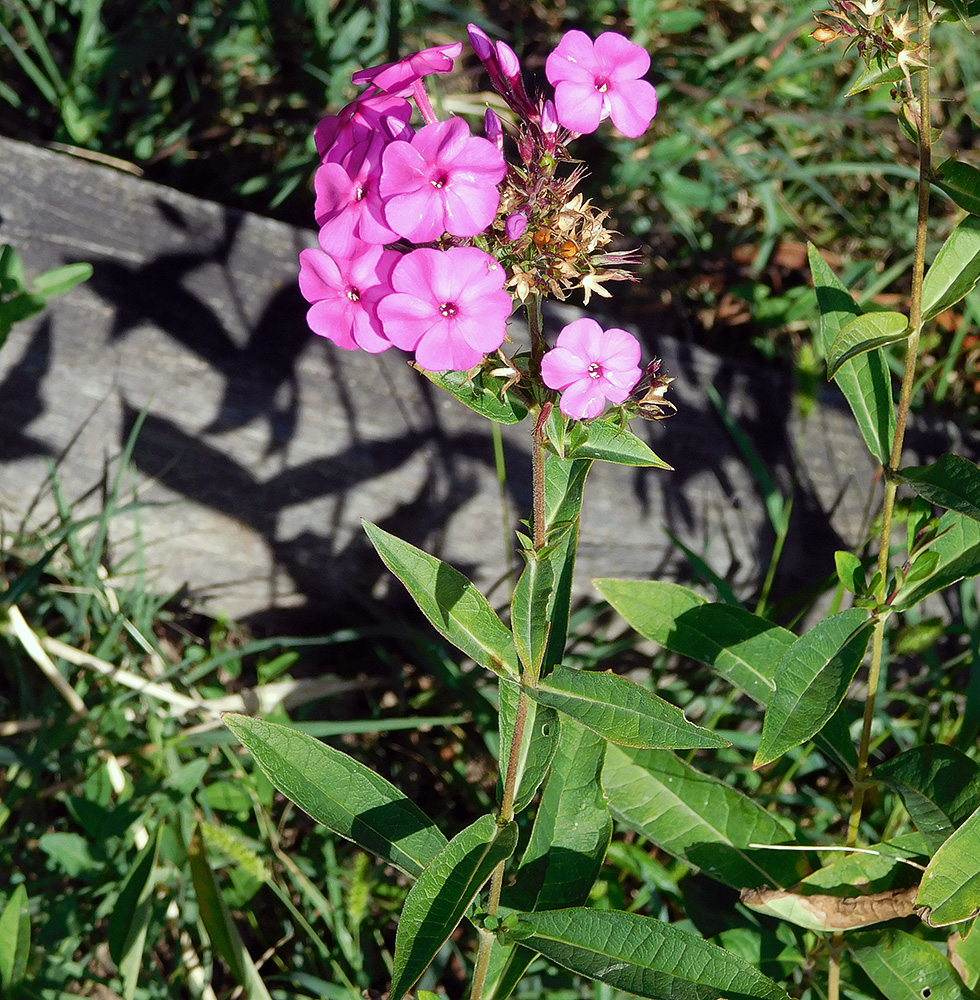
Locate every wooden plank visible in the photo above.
<box><xmin>0</xmin><ymin>136</ymin><xmax>973</xmax><ymax>627</ymax></box>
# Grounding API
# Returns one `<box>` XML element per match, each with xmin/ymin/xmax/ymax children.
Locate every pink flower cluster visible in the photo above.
<box><xmin>299</xmin><ymin>27</ymin><xmax>658</xmax><ymax>416</ymax></box>
<box><xmin>300</xmin><ymin>42</ymin><xmax>511</xmax><ymax>371</ymax></box>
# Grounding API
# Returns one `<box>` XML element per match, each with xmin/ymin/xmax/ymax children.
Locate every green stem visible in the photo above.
<box><xmin>470</xmin><ymin>297</ymin><xmax>550</xmax><ymax>1000</ymax></box>
<box><xmin>846</xmin><ymin>0</ymin><xmax>932</xmax><ymax>850</ymax></box>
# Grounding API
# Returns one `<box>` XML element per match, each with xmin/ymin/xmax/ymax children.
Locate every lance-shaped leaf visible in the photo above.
<box><xmin>540</xmin><ymin>454</ymin><xmax>592</xmax><ymax>675</ymax></box>
<box><xmin>363</xmin><ymin>521</ymin><xmax>520</xmax><ymax>680</ymax></box>
<box><xmin>504</xmin><ymin>907</ymin><xmax>790</xmax><ymax>1000</ymax></box>
<box><xmin>224</xmin><ymin>714</ymin><xmax>446</xmax><ymax>878</ymax></box>
<box><xmin>497</xmin><ymin>681</ymin><xmax>559</xmax><ymax>815</ymax></box>
<box><xmin>494</xmin><ymin>721</ymin><xmax>613</xmax><ymax>998</ymax></box>
<box><xmin>188</xmin><ymin>827</ymin><xmax>274</xmax><ymax>1000</ymax></box>
<box><xmin>593</xmin><ymin>579</ymin><xmax>790</xmax><ymax>705</ymax></box>
<box><xmin>570</xmin><ymin>418</ymin><xmax>671</xmax><ymax>468</ymax></box>
<box><xmin>390</xmin><ymin>815</ymin><xmax>518</xmax><ymax>1000</ymax></box>
<box><xmin>895</xmin><ymin>454</ymin><xmax>980</xmax><ymax>524</ymax></box>
<box><xmin>875</xmin><ymin>745</ymin><xmax>980</xmax><ymax>853</ymax></box>
<box><xmin>507</xmin><ymin>719</ymin><xmax>612</xmax><ymax>911</ymax></box>
<box><xmin>512</xmin><ymin>548</ymin><xmax>554</xmax><ymax>681</ymax></box>
<box><xmin>921</xmin><ymin>215</ymin><xmax>980</xmax><ymax>323</ymax></box>
<box><xmin>755</xmin><ymin>608</ymin><xmax>873</xmax><ymax>767</ymax></box>
<box><xmin>847</xmin><ymin>58</ymin><xmax>922</xmax><ymax>96</ymax></box>
<box><xmin>0</xmin><ymin>884</ymin><xmax>30</xmax><ymax>992</ymax></box>
<box><xmin>808</xmin><ymin>244</ymin><xmax>895</xmax><ymax>465</ymax></box>
<box><xmin>917</xmin><ymin>804</ymin><xmax>980</xmax><ymax>926</ymax></box>
<box><xmin>527</xmin><ymin>665</ymin><xmax>727</xmax><ymax>750</ymax></box>
<box><xmin>892</xmin><ymin>509</ymin><xmax>980</xmax><ymax>611</ymax></box>
<box><xmin>850</xmin><ymin>928</ymin><xmax>975</xmax><ymax>1000</ymax></box>
<box><xmin>826</xmin><ymin>311</ymin><xmax>909</xmax><ymax>380</ymax></box>
<box><xmin>603</xmin><ymin>744</ymin><xmax>804</xmax><ymax>889</ymax></box>
<box><xmin>108</xmin><ymin>827</ymin><xmax>160</xmax><ymax>1000</ymax></box>
<box><xmin>934</xmin><ymin>158</ymin><xmax>980</xmax><ymax>217</ymax></box>
<box><xmin>417</xmin><ymin>366</ymin><xmax>528</xmax><ymax>424</ymax></box>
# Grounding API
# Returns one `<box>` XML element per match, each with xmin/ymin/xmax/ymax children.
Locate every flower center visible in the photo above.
<box><xmin>430</xmin><ymin>170</ymin><xmax>449</xmax><ymax>189</ymax></box>
<box><xmin>346</xmin><ymin>286</ymin><xmax>361</xmax><ymax>302</ymax></box>
<box><xmin>439</xmin><ymin>301</ymin><xmax>458</xmax><ymax>317</ymax></box>
<box><xmin>353</xmin><ymin>183</ymin><xmax>366</xmax><ymax>202</ymax></box>
<box><xmin>594</xmin><ymin>76</ymin><xmax>609</xmax><ymax>93</ymax></box>
<box><xmin>587</xmin><ymin>362</ymin><xmax>602</xmax><ymax>379</ymax></box>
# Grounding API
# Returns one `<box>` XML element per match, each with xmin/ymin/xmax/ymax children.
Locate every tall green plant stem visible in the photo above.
<box><xmin>471</xmin><ymin>297</ymin><xmax>549</xmax><ymax>1000</ymax></box>
<box><xmin>846</xmin><ymin>1</ymin><xmax>931</xmax><ymax>850</ymax></box>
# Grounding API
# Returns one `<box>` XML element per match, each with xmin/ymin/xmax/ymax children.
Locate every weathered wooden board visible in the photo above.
<box><xmin>0</xmin><ymin>136</ymin><xmax>974</xmax><ymax>628</ymax></box>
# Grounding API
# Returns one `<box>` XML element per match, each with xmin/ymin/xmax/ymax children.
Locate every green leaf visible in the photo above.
<box><xmin>932</xmin><ymin>0</ymin><xmax>980</xmax><ymax>26</ymax></box>
<box><xmin>505</xmin><ymin>907</ymin><xmax>790</xmax><ymax>1000</ymax></box>
<box><xmin>593</xmin><ymin>579</ymin><xmax>789</xmax><ymax>705</ymax></box>
<box><xmin>934</xmin><ymin>158</ymin><xmax>980</xmax><ymax>216</ymax></box>
<box><xmin>511</xmin><ymin>548</ymin><xmax>554</xmax><ymax>681</ymax></box>
<box><xmin>846</xmin><ymin>57</ymin><xmax>920</xmax><ymax>97</ymax></box>
<box><xmin>755</xmin><ymin>608</ymin><xmax>873</xmax><ymax>767</ymax></box>
<box><xmin>188</xmin><ymin>827</ymin><xmax>274</xmax><ymax>1000</ymax></box>
<box><xmin>224</xmin><ymin>714</ymin><xmax>446</xmax><ymax>878</ymax></box>
<box><xmin>108</xmin><ymin>828</ymin><xmax>159</xmax><ymax>1000</ymax></box>
<box><xmin>808</xmin><ymin>244</ymin><xmax>895</xmax><ymax>465</ymax></box>
<box><xmin>540</xmin><ymin>453</ymin><xmax>592</xmax><ymax>674</ymax></box>
<box><xmin>498</xmin><ymin>682</ymin><xmax>560</xmax><ymax>814</ymax></box>
<box><xmin>921</xmin><ymin>215</ymin><xmax>980</xmax><ymax>323</ymax></box>
<box><xmin>363</xmin><ymin>521</ymin><xmax>520</xmax><ymax>680</ymax></box>
<box><xmin>0</xmin><ymin>243</ymin><xmax>27</xmax><ymax>294</ymax></box>
<box><xmin>875</xmin><ymin>745</ymin><xmax>980</xmax><ymax>853</ymax></box>
<box><xmin>473</xmin><ymin>724</ymin><xmax>611</xmax><ymax>1000</ymax></box>
<box><xmin>800</xmin><ymin>833</ymin><xmax>927</xmax><ymax>892</ymax></box>
<box><xmin>506</xmin><ymin>719</ymin><xmax>612</xmax><ymax>911</ymax></box>
<box><xmin>0</xmin><ymin>884</ymin><xmax>30</xmax><ymax>990</ymax></box>
<box><xmin>896</xmin><ymin>454</ymin><xmax>980</xmax><ymax>523</ymax></box>
<box><xmin>390</xmin><ymin>815</ymin><xmax>518</xmax><ymax>1000</ymax></box>
<box><xmin>38</xmin><ymin>831</ymin><xmax>96</xmax><ymax>876</ymax></box>
<box><xmin>892</xmin><ymin>509</ymin><xmax>980</xmax><ymax>611</ymax></box>
<box><xmin>835</xmin><ymin>551</ymin><xmax>866</xmax><ymax>595</ymax></box>
<box><xmin>527</xmin><ymin>665</ymin><xmax>727</xmax><ymax>750</ymax></box>
<box><xmin>826</xmin><ymin>311</ymin><xmax>909</xmax><ymax>380</ymax></box>
<box><xmin>416</xmin><ymin>366</ymin><xmax>528</xmax><ymax>424</ymax></box>
<box><xmin>850</xmin><ymin>928</ymin><xmax>975</xmax><ymax>1000</ymax></box>
<box><xmin>31</xmin><ymin>261</ymin><xmax>93</xmax><ymax>298</ymax></box>
<box><xmin>603</xmin><ymin>744</ymin><xmax>805</xmax><ymax>890</ymax></box>
<box><xmin>570</xmin><ymin>418</ymin><xmax>672</xmax><ymax>468</ymax></box>
<box><xmin>917</xmin><ymin>804</ymin><xmax>980</xmax><ymax>926</ymax></box>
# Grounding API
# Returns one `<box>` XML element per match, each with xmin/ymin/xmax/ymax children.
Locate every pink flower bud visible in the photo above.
<box><xmin>541</xmin><ymin>100</ymin><xmax>558</xmax><ymax>134</ymax></box>
<box><xmin>495</xmin><ymin>41</ymin><xmax>522</xmax><ymax>83</ymax></box>
<box><xmin>484</xmin><ymin>109</ymin><xmax>503</xmax><ymax>151</ymax></box>
<box><xmin>505</xmin><ymin>212</ymin><xmax>528</xmax><ymax>240</ymax></box>
<box><xmin>467</xmin><ymin>23</ymin><xmax>494</xmax><ymax>62</ymax></box>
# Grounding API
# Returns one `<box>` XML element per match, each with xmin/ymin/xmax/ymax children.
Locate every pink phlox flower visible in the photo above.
<box><xmin>380</xmin><ymin>117</ymin><xmax>506</xmax><ymax>242</ymax></box>
<box><xmin>540</xmin><ymin>318</ymin><xmax>642</xmax><ymax>419</ymax></box>
<box><xmin>298</xmin><ymin>240</ymin><xmax>399</xmax><ymax>354</ymax></box>
<box><xmin>314</xmin><ymin>93</ymin><xmax>413</xmax><ymax>162</ymax></box>
<box><xmin>313</xmin><ymin>132</ymin><xmax>399</xmax><ymax>253</ymax></box>
<box><xmin>545</xmin><ymin>30</ymin><xmax>658</xmax><ymax>138</ymax></box>
<box><xmin>351</xmin><ymin>42</ymin><xmax>462</xmax><ymax>96</ymax></box>
<box><xmin>377</xmin><ymin>246</ymin><xmax>512</xmax><ymax>371</ymax></box>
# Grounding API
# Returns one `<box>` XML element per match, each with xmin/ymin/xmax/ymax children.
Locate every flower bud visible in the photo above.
<box><xmin>484</xmin><ymin>108</ymin><xmax>503</xmax><ymax>151</ymax></box>
<box><xmin>467</xmin><ymin>23</ymin><xmax>494</xmax><ymax>62</ymax></box>
<box><xmin>495</xmin><ymin>41</ymin><xmax>522</xmax><ymax>83</ymax></box>
<box><xmin>541</xmin><ymin>100</ymin><xmax>558</xmax><ymax>134</ymax></box>
<box><xmin>505</xmin><ymin>212</ymin><xmax>528</xmax><ymax>240</ymax></box>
